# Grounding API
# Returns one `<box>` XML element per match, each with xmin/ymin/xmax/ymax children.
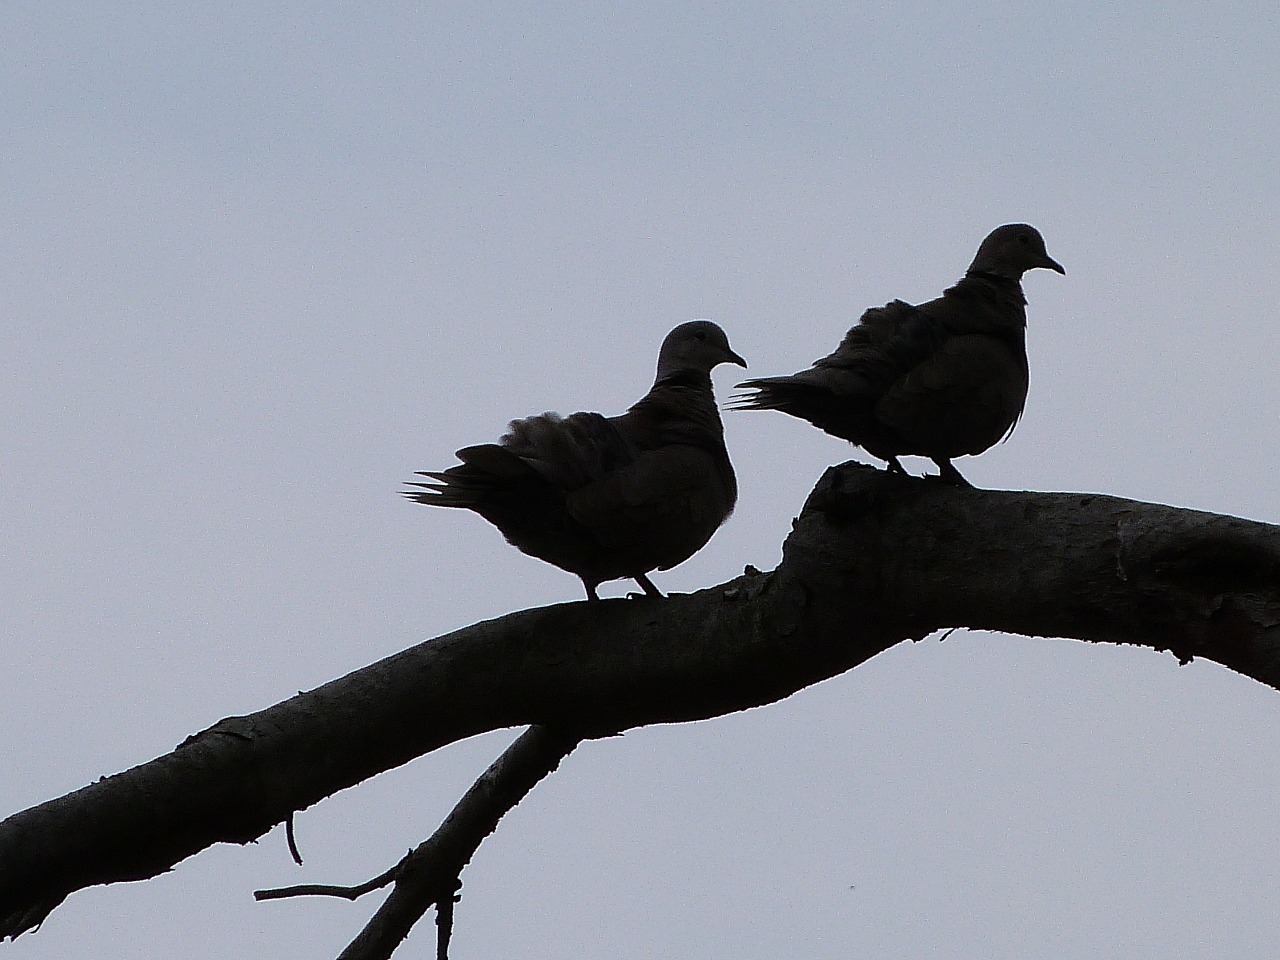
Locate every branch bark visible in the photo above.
<box><xmin>2</xmin><ymin>464</ymin><xmax>1278</xmax><ymax>940</ymax></box>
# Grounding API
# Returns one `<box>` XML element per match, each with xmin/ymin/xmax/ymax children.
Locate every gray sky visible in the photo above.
<box><xmin>4</xmin><ymin>4</ymin><xmax>1279</xmax><ymax>958</ymax></box>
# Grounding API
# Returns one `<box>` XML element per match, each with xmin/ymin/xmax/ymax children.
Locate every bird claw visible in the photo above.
<box><xmin>632</xmin><ymin>574</ymin><xmax>664</xmax><ymax>599</ymax></box>
<box><xmin>930</xmin><ymin>460</ymin><xmax>973</xmax><ymax>487</ymax></box>
<box><xmin>884</xmin><ymin>457</ymin><xmax>908</xmax><ymax>475</ymax></box>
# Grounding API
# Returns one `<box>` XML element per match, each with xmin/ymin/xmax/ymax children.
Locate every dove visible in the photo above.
<box><xmin>405</xmin><ymin>320</ymin><xmax>747</xmax><ymax>600</ymax></box>
<box><xmin>733</xmin><ymin>223</ymin><xmax>1063</xmax><ymax>485</ymax></box>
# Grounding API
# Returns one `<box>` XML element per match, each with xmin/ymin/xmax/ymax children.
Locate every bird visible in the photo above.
<box><xmin>405</xmin><ymin>320</ymin><xmax>747</xmax><ymax>600</ymax></box>
<box><xmin>732</xmin><ymin>223</ymin><xmax>1064</xmax><ymax>485</ymax></box>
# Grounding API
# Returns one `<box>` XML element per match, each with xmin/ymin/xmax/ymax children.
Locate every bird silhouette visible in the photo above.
<box><xmin>733</xmin><ymin>224</ymin><xmax>1063</xmax><ymax>485</ymax></box>
<box><xmin>406</xmin><ymin>320</ymin><xmax>747</xmax><ymax>599</ymax></box>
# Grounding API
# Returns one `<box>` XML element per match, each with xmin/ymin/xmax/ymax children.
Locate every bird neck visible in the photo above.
<box><xmin>630</xmin><ymin>373</ymin><xmax>725</xmax><ymax>448</ymax></box>
<box><xmin>652</xmin><ymin>369</ymin><xmax>713</xmax><ymax>391</ymax></box>
<box><xmin>959</xmin><ymin>269</ymin><xmax>1029</xmax><ymax>310</ymax></box>
<box><xmin>965</xmin><ymin>268</ymin><xmax>1023</xmax><ymax>286</ymax></box>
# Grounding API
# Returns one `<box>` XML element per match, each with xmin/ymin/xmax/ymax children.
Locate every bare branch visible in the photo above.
<box><xmin>254</xmin><ymin>864</ymin><xmax>400</xmax><ymax>902</ymax></box>
<box><xmin>2</xmin><ymin>464</ymin><xmax>1277</xmax><ymax>939</ymax></box>
<box><xmin>253</xmin><ymin>725</ymin><xmax>579</xmax><ymax>959</ymax></box>
<box><xmin>336</xmin><ymin>725</ymin><xmax>581</xmax><ymax>960</ymax></box>
<box><xmin>434</xmin><ymin>885</ymin><xmax>456</xmax><ymax>960</ymax></box>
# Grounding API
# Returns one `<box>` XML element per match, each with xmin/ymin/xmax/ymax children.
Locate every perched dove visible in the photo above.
<box><xmin>405</xmin><ymin>320</ymin><xmax>747</xmax><ymax>600</ymax></box>
<box><xmin>733</xmin><ymin>224</ymin><xmax>1064</xmax><ymax>485</ymax></box>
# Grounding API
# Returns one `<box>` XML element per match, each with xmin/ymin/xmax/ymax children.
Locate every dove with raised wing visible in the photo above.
<box><xmin>406</xmin><ymin>320</ymin><xmax>747</xmax><ymax>599</ymax></box>
<box><xmin>733</xmin><ymin>224</ymin><xmax>1063</xmax><ymax>485</ymax></box>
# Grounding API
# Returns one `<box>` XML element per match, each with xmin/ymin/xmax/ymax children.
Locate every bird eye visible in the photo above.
<box><xmin>695</xmin><ymin>331</ymin><xmax>708</xmax><ymax>341</ymax></box>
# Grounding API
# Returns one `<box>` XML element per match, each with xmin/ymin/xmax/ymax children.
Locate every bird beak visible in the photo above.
<box><xmin>1043</xmin><ymin>255</ymin><xmax>1066</xmax><ymax>275</ymax></box>
<box><xmin>727</xmin><ymin>350</ymin><xmax>748</xmax><ymax>369</ymax></box>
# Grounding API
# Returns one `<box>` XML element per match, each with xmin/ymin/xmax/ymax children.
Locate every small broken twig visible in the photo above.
<box><xmin>255</xmin><ymin>724</ymin><xmax>582</xmax><ymax>960</ymax></box>
<box><xmin>255</xmin><ymin>861</ymin><xmax>401</xmax><ymax>902</ymax></box>
<box><xmin>285</xmin><ymin>812</ymin><xmax>303</xmax><ymax>865</ymax></box>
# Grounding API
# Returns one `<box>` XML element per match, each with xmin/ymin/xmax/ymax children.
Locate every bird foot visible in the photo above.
<box><xmin>930</xmin><ymin>460</ymin><xmax>973</xmax><ymax>487</ymax></box>
<box><xmin>631</xmin><ymin>574</ymin><xmax>665</xmax><ymax>599</ymax></box>
<box><xmin>884</xmin><ymin>457</ymin><xmax>908</xmax><ymax>476</ymax></box>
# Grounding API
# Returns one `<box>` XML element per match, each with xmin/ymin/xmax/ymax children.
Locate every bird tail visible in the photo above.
<box><xmin>728</xmin><ymin>377</ymin><xmax>826</xmax><ymax>414</ymax></box>
<box><xmin>404</xmin><ymin>412</ymin><xmax>634</xmax><ymax>513</ymax></box>
<box><xmin>402</xmin><ymin>444</ymin><xmax>538</xmax><ymax>508</ymax></box>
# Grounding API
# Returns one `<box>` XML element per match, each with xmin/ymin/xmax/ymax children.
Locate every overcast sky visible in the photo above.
<box><xmin>4</xmin><ymin>4</ymin><xmax>1279</xmax><ymax>958</ymax></box>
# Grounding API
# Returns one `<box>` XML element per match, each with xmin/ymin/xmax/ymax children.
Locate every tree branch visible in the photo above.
<box><xmin>253</xmin><ymin>866</ymin><xmax>400</xmax><ymax>903</ymax></box>
<box><xmin>2</xmin><ymin>464</ymin><xmax>1277</xmax><ymax>940</ymax></box>
<box><xmin>252</xmin><ymin>724</ymin><xmax>579</xmax><ymax>959</ymax></box>
<box><xmin>333</xmin><ymin>724</ymin><xmax>579</xmax><ymax>960</ymax></box>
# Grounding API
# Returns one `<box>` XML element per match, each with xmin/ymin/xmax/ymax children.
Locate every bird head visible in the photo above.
<box><xmin>968</xmin><ymin>224</ymin><xmax>1065</xmax><ymax>280</ymax></box>
<box><xmin>655</xmin><ymin>320</ymin><xmax>748</xmax><ymax>380</ymax></box>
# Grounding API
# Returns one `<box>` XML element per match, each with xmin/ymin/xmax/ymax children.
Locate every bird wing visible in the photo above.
<box><xmin>499</xmin><ymin>411</ymin><xmax>639</xmax><ymax>490</ymax></box>
<box><xmin>809</xmin><ymin>300</ymin><xmax>935</xmax><ymax>394</ymax></box>
<box><xmin>565</xmin><ymin>444</ymin><xmax>727</xmax><ymax>557</ymax></box>
<box><xmin>875</xmin><ymin>333</ymin><xmax>1027</xmax><ymax>454</ymax></box>
<box><xmin>729</xmin><ymin>301</ymin><xmax>947</xmax><ymax>449</ymax></box>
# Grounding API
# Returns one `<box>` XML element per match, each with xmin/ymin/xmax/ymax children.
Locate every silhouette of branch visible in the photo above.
<box><xmin>252</xmin><ymin>726</ymin><xmax>577</xmax><ymax>959</ymax></box>
<box><xmin>330</xmin><ymin>725</ymin><xmax>580</xmax><ymax>960</ymax></box>
<box><xmin>255</xmin><ymin>865</ymin><xmax>401</xmax><ymax>903</ymax></box>
<box><xmin>2</xmin><ymin>464</ymin><xmax>1278</xmax><ymax>948</ymax></box>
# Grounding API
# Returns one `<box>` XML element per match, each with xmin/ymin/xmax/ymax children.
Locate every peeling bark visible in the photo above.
<box><xmin>2</xmin><ymin>464</ymin><xmax>1277</xmax><ymax>940</ymax></box>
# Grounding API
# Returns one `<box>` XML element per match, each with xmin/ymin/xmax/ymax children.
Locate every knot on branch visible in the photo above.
<box><xmin>801</xmin><ymin>461</ymin><xmax>923</xmax><ymax>523</ymax></box>
<box><xmin>779</xmin><ymin>462</ymin><xmax>973</xmax><ymax>642</ymax></box>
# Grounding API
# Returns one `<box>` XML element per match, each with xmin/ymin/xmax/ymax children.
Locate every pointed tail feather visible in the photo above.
<box><xmin>729</xmin><ymin>377</ymin><xmax>826</xmax><ymax>412</ymax></box>
<box><xmin>403</xmin><ymin>444</ymin><xmax>548</xmax><ymax>510</ymax></box>
<box><xmin>403</xmin><ymin>473</ymin><xmax>472</xmax><ymax>507</ymax></box>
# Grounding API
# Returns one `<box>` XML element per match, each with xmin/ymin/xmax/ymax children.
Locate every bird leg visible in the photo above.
<box><xmin>581</xmin><ymin>579</ymin><xmax>601</xmax><ymax>602</ymax></box>
<box><xmin>884</xmin><ymin>456</ymin><xmax>908</xmax><ymax>476</ymax></box>
<box><xmin>632</xmin><ymin>574</ymin><xmax>664</xmax><ymax>599</ymax></box>
<box><xmin>931</xmin><ymin>458</ymin><xmax>973</xmax><ymax>487</ymax></box>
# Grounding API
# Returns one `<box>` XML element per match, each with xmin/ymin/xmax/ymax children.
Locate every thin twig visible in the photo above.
<box><xmin>435</xmin><ymin>879</ymin><xmax>460</xmax><ymax>960</ymax></box>
<box><xmin>255</xmin><ymin>862</ymin><xmax>402</xmax><ymax>902</ymax></box>
<box><xmin>285</xmin><ymin>813</ymin><xmax>303</xmax><ymax>865</ymax></box>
